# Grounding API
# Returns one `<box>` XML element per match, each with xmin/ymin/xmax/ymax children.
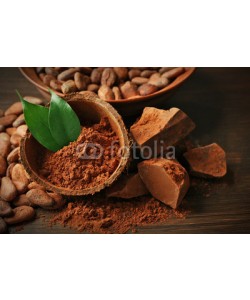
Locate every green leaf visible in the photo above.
<box><xmin>49</xmin><ymin>90</ymin><xmax>81</xmax><ymax>147</ymax></box>
<box><xmin>17</xmin><ymin>91</ymin><xmax>61</xmax><ymax>152</ymax></box>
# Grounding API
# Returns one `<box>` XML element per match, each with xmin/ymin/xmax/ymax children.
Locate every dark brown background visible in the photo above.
<box><xmin>0</xmin><ymin>67</ymin><xmax>250</xmax><ymax>233</ymax></box>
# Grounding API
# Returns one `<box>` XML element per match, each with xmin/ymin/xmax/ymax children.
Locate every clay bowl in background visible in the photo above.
<box><xmin>19</xmin><ymin>67</ymin><xmax>195</xmax><ymax>117</ymax></box>
<box><xmin>20</xmin><ymin>92</ymin><xmax>130</xmax><ymax>196</ymax></box>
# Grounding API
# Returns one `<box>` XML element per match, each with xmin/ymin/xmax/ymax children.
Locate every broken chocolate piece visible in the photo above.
<box><xmin>183</xmin><ymin>143</ymin><xmax>227</xmax><ymax>178</ymax></box>
<box><xmin>106</xmin><ymin>173</ymin><xmax>149</xmax><ymax>199</ymax></box>
<box><xmin>130</xmin><ymin>107</ymin><xmax>195</xmax><ymax>157</ymax></box>
<box><xmin>138</xmin><ymin>158</ymin><xmax>190</xmax><ymax>209</ymax></box>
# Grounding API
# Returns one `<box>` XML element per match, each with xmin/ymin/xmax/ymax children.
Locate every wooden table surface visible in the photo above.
<box><xmin>1</xmin><ymin>67</ymin><xmax>250</xmax><ymax>234</ymax></box>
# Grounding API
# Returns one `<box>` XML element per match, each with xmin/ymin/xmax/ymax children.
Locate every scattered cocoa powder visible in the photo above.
<box><xmin>40</xmin><ymin>117</ymin><xmax>120</xmax><ymax>190</ymax></box>
<box><xmin>49</xmin><ymin>195</ymin><xmax>189</xmax><ymax>234</ymax></box>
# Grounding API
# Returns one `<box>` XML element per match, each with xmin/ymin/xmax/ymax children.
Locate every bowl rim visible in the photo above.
<box><xmin>19</xmin><ymin>67</ymin><xmax>196</xmax><ymax>103</ymax></box>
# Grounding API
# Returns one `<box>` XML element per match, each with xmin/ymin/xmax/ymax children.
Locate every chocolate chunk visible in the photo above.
<box><xmin>183</xmin><ymin>143</ymin><xmax>227</xmax><ymax>178</ymax></box>
<box><xmin>106</xmin><ymin>173</ymin><xmax>149</xmax><ymax>199</ymax></box>
<box><xmin>138</xmin><ymin>158</ymin><xmax>190</xmax><ymax>209</ymax></box>
<box><xmin>130</xmin><ymin>107</ymin><xmax>195</xmax><ymax>157</ymax></box>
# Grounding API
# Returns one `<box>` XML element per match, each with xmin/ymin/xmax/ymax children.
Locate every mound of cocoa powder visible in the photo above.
<box><xmin>40</xmin><ymin>117</ymin><xmax>120</xmax><ymax>190</ymax></box>
<box><xmin>49</xmin><ymin>195</ymin><xmax>189</xmax><ymax>234</ymax></box>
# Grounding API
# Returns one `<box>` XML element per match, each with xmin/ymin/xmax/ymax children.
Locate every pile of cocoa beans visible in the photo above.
<box><xmin>36</xmin><ymin>67</ymin><xmax>186</xmax><ymax>100</ymax></box>
<box><xmin>0</xmin><ymin>98</ymin><xmax>66</xmax><ymax>234</ymax></box>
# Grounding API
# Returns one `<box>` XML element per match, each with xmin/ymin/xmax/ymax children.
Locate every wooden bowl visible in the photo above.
<box><xmin>20</xmin><ymin>92</ymin><xmax>130</xmax><ymax>196</ymax></box>
<box><xmin>20</xmin><ymin>67</ymin><xmax>195</xmax><ymax>116</ymax></box>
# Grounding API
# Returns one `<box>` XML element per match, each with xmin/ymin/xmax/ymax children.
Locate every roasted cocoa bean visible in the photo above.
<box><xmin>120</xmin><ymin>81</ymin><xmax>139</xmax><ymax>98</ymax></box>
<box><xmin>138</xmin><ymin>83</ymin><xmax>158</xmax><ymax>96</ymax></box>
<box><xmin>57</xmin><ymin>68</ymin><xmax>78</xmax><ymax>81</ymax></box>
<box><xmin>10</xmin><ymin>133</ymin><xmax>21</xmax><ymax>147</ymax></box>
<box><xmin>6</xmin><ymin>163</ymin><xmax>15</xmax><ymax>178</ymax></box>
<box><xmin>0</xmin><ymin>200</ymin><xmax>13</xmax><ymax>217</ymax></box>
<box><xmin>47</xmin><ymin>193</ymin><xmax>66</xmax><ymax>210</ymax></box>
<box><xmin>0</xmin><ymin>217</ymin><xmax>7</xmax><ymax>233</ymax></box>
<box><xmin>16</xmin><ymin>125</ymin><xmax>28</xmax><ymax>137</ymax></box>
<box><xmin>159</xmin><ymin>67</ymin><xmax>175</xmax><ymax>74</ymax></box>
<box><xmin>113</xmin><ymin>67</ymin><xmax>128</xmax><ymax>81</ymax></box>
<box><xmin>61</xmin><ymin>80</ymin><xmax>77</xmax><ymax>94</ymax></box>
<box><xmin>161</xmin><ymin>67</ymin><xmax>185</xmax><ymax>79</ymax></box>
<box><xmin>101</xmin><ymin>68</ymin><xmax>116</xmax><ymax>87</ymax></box>
<box><xmin>141</xmin><ymin>70</ymin><xmax>157</xmax><ymax>78</ymax></box>
<box><xmin>78</xmin><ymin>67</ymin><xmax>92</xmax><ymax>75</ymax></box>
<box><xmin>131</xmin><ymin>77</ymin><xmax>149</xmax><ymax>85</ymax></box>
<box><xmin>0</xmin><ymin>132</ymin><xmax>11</xmax><ymax>158</ymax></box>
<box><xmin>74</xmin><ymin>72</ymin><xmax>88</xmax><ymax>90</ymax></box>
<box><xmin>0</xmin><ymin>155</ymin><xmax>7</xmax><ymax>176</ymax></box>
<box><xmin>23</xmin><ymin>96</ymin><xmax>43</xmax><ymax>105</ymax></box>
<box><xmin>11</xmin><ymin>164</ymin><xmax>30</xmax><ymax>194</ymax></box>
<box><xmin>28</xmin><ymin>182</ymin><xmax>46</xmax><ymax>191</ymax></box>
<box><xmin>6</xmin><ymin>127</ymin><xmax>17</xmax><ymax>136</ymax></box>
<box><xmin>43</xmin><ymin>74</ymin><xmax>56</xmax><ymax>86</ymax></box>
<box><xmin>90</xmin><ymin>68</ymin><xmax>104</xmax><ymax>84</ymax></box>
<box><xmin>0</xmin><ymin>115</ymin><xmax>17</xmax><ymax>127</ymax></box>
<box><xmin>128</xmin><ymin>69</ymin><xmax>141</xmax><ymax>79</ymax></box>
<box><xmin>7</xmin><ymin>147</ymin><xmax>19</xmax><ymax>164</ymax></box>
<box><xmin>12</xmin><ymin>114</ymin><xmax>25</xmax><ymax>127</ymax></box>
<box><xmin>50</xmin><ymin>80</ymin><xmax>62</xmax><ymax>92</ymax></box>
<box><xmin>0</xmin><ymin>177</ymin><xmax>17</xmax><ymax>202</ymax></box>
<box><xmin>98</xmin><ymin>85</ymin><xmax>115</xmax><ymax>101</ymax></box>
<box><xmin>148</xmin><ymin>73</ymin><xmax>169</xmax><ymax>88</ymax></box>
<box><xmin>87</xmin><ymin>84</ymin><xmax>99</xmax><ymax>93</ymax></box>
<box><xmin>26</xmin><ymin>189</ymin><xmax>55</xmax><ymax>208</ymax></box>
<box><xmin>4</xmin><ymin>206</ymin><xmax>35</xmax><ymax>225</ymax></box>
<box><xmin>13</xmin><ymin>194</ymin><xmax>34</xmax><ymax>207</ymax></box>
<box><xmin>112</xmin><ymin>87</ymin><xmax>122</xmax><ymax>100</ymax></box>
<box><xmin>5</xmin><ymin>102</ymin><xmax>23</xmax><ymax>116</ymax></box>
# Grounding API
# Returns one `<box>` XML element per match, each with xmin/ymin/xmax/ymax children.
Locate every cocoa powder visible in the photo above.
<box><xmin>40</xmin><ymin>117</ymin><xmax>120</xmax><ymax>190</ymax></box>
<box><xmin>50</xmin><ymin>195</ymin><xmax>189</xmax><ymax>234</ymax></box>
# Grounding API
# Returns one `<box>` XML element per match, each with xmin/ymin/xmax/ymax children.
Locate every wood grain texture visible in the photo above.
<box><xmin>0</xmin><ymin>67</ymin><xmax>250</xmax><ymax>234</ymax></box>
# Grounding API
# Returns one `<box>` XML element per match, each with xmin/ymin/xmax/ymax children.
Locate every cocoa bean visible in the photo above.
<box><xmin>11</xmin><ymin>164</ymin><xmax>30</xmax><ymax>194</ymax></box>
<box><xmin>26</xmin><ymin>189</ymin><xmax>55</xmax><ymax>208</ymax></box>
<box><xmin>50</xmin><ymin>79</ymin><xmax>62</xmax><ymax>92</ymax></box>
<box><xmin>23</xmin><ymin>96</ymin><xmax>43</xmax><ymax>105</ymax></box>
<box><xmin>16</xmin><ymin>125</ymin><xmax>28</xmax><ymax>137</ymax></box>
<box><xmin>87</xmin><ymin>84</ymin><xmax>99</xmax><ymax>93</ymax></box>
<box><xmin>57</xmin><ymin>68</ymin><xmax>78</xmax><ymax>81</ymax></box>
<box><xmin>74</xmin><ymin>72</ymin><xmax>88</xmax><ymax>90</ymax></box>
<box><xmin>101</xmin><ymin>68</ymin><xmax>116</xmax><ymax>87</ymax></box>
<box><xmin>47</xmin><ymin>193</ymin><xmax>66</xmax><ymax>210</ymax></box>
<box><xmin>43</xmin><ymin>74</ymin><xmax>56</xmax><ymax>86</ymax></box>
<box><xmin>138</xmin><ymin>83</ymin><xmax>158</xmax><ymax>96</ymax></box>
<box><xmin>112</xmin><ymin>87</ymin><xmax>122</xmax><ymax>100</ymax></box>
<box><xmin>12</xmin><ymin>114</ymin><xmax>25</xmax><ymax>127</ymax></box>
<box><xmin>131</xmin><ymin>77</ymin><xmax>149</xmax><ymax>85</ymax></box>
<box><xmin>0</xmin><ymin>200</ymin><xmax>13</xmax><ymax>217</ymax></box>
<box><xmin>0</xmin><ymin>132</ymin><xmax>11</xmax><ymax>158</ymax></box>
<box><xmin>98</xmin><ymin>85</ymin><xmax>115</xmax><ymax>101</ymax></box>
<box><xmin>28</xmin><ymin>182</ymin><xmax>46</xmax><ymax>191</ymax></box>
<box><xmin>45</xmin><ymin>67</ymin><xmax>59</xmax><ymax>77</ymax></box>
<box><xmin>0</xmin><ymin>115</ymin><xmax>17</xmax><ymax>127</ymax></box>
<box><xmin>7</xmin><ymin>147</ymin><xmax>19</xmax><ymax>164</ymax></box>
<box><xmin>10</xmin><ymin>133</ymin><xmax>21</xmax><ymax>147</ymax></box>
<box><xmin>6</xmin><ymin>127</ymin><xmax>17</xmax><ymax>136</ymax></box>
<box><xmin>90</xmin><ymin>68</ymin><xmax>104</xmax><ymax>84</ymax></box>
<box><xmin>141</xmin><ymin>70</ymin><xmax>157</xmax><ymax>78</ymax></box>
<box><xmin>6</xmin><ymin>163</ymin><xmax>15</xmax><ymax>178</ymax></box>
<box><xmin>161</xmin><ymin>67</ymin><xmax>185</xmax><ymax>79</ymax></box>
<box><xmin>113</xmin><ymin>67</ymin><xmax>128</xmax><ymax>81</ymax></box>
<box><xmin>0</xmin><ymin>109</ymin><xmax>4</xmax><ymax>117</ymax></box>
<box><xmin>0</xmin><ymin>217</ymin><xmax>7</xmax><ymax>233</ymax></box>
<box><xmin>0</xmin><ymin>125</ymin><xmax>5</xmax><ymax>132</ymax></box>
<box><xmin>148</xmin><ymin>73</ymin><xmax>169</xmax><ymax>88</ymax></box>
<box><xmin>13</xmin><ymin>194</ymin><xmax>34</xmax><ymax>207</ymax></box>
<box><xmin>120</xmin><ymin>81</ymin><xmax>139</xmax><ymax>98</ymax></box>
<box><xmin>128</xmin><ymin>69</ymin><xmax>141</xmax><ymax>79</ymax></box>
<box><xmin>4</xmin><ymin>206</ymin><xmax>35</xmax><ymax>225</ymax></box>
<box><xmin>0</xmin><ymin>177</ymin><xmax>17</xmax><ymax>202</ymax></box>
<box><xmin>0</xmin><ymin>155</ymin><xmax>7</xmax><ymax>176</ymax></box>
<box><xmin>5</xmin><ymin>102</ymin><xmax>23</xmax><ymax>116</ymax></box>
<box><xmin>159</xmin><ymin>67</ymin><xmax>175</xmax><ymax>74</ymax></box>
<box><xmin>61</xmin><ymin>80</ymin><xmax>77</xmax><ymax>94</ymax></box>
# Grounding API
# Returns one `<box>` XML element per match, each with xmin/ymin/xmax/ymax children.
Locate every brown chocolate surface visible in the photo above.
<box><xmin>183</xmin><ymin>143</ymin><xmax>227</xmax><ymax>178</ymax></box>
<box><xmin>138</xmin><ymin>158</ymin><xmax>190</xmax><ymax>209</ymax></box>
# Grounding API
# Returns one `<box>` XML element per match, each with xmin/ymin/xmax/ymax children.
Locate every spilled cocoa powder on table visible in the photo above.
<box><xmin>49</xmin><ymin>195</ymin><xmax>189</xmax><ymax>234</ymax></box>
<box><xmin>40</xmin><ymin>117</ymin><xmax>120</xmax><ymax>190</ymax></box>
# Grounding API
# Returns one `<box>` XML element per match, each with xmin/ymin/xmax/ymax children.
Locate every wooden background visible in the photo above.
<box><xmin>0</xmin><ymin>67</ymin><xmax>250</xmax><ymax>233</ymax></box>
